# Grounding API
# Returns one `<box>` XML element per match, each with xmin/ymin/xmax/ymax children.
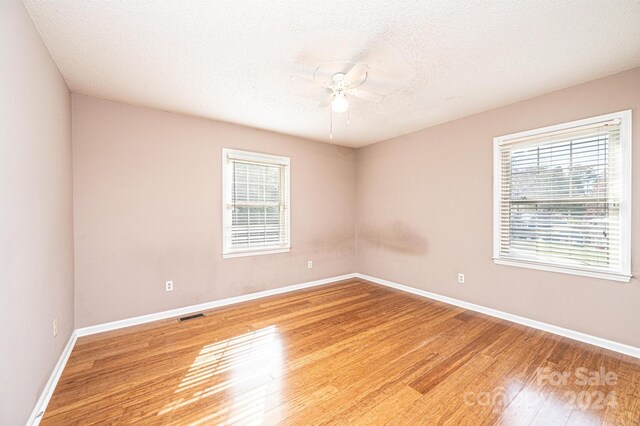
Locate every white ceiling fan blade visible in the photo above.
<box><xmin>292</xmin><ymin>59</ymin><xmax>335</xmax><ymax>88</ymax></box>
<box><xmin>291</xmin><ymin>73</ymin><xmax>333</xmax><ymax>90</ymax></box>
<box><xmin>318</xmin><ymin>92</ymin><xmax>335</xmax><ymax>107</ymax></box>
<box><xmin>350</xmin><ymin>87</ymin><xmax>384</xmax><ymax>102</ymax></box>
<box><xmin>344</xmin><ymin>62</ymin><xmax>368</xmax><ymax>86</ymax></box>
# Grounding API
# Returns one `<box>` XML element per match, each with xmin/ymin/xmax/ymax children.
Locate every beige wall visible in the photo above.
<box><xmin>0</xmin><ymin>2</ymin><xmax>74</xmax><ymax>424</ymax></box>
<box><xmin>72</xmin><ymin>94</ymin><xmax>356</xmax><ymax>327</ymax></box>
<box><xmin>72</xmin><ymin>69</ymin><xmax>640</xmax><ymax>347</ymax></box>
<box><xmin>356</xmin><ymin>67</ymin><xmax>640</xmax><ymax>348</ymax></box>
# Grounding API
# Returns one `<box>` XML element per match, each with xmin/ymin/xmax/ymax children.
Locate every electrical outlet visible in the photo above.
<box><xmin>53</xmin><ymin>318</ymin><xmax>58</xmax><ymax>337</ymax></box>
<box><xmin>165</xmin><ymin>281</ymin><xmax>174</xmax><ymax>292</ymax></box>
<box><xmin>458</xmin><ymin>273</ymin><xmax>465</xmax><ymax>284</ymax></box>
<box><xmin>307</xmin><ymin>260</ymin><xmax>313</xmax><ymax>269</ymax></box>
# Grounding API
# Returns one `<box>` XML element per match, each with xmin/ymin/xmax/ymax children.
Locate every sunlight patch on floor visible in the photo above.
<box><xmin>157</xmin><ymin>325</ymin><xmax>284</xmax><ymax>424</ymax></box>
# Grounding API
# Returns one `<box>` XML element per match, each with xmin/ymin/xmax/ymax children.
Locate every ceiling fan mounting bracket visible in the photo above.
<box><xmin>332</xmin><ymin>72</ymin><xmax>345</xmax><ymax>82</ymax></box>
<box><xmin>313</xmin><ymin>61</ymin><xmax>368</xmax><ymax>92</ymax></box>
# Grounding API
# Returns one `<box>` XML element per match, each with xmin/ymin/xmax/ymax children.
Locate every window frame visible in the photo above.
<box><xmin>492</xmin><ymin>110</ymin><xmax>632</xmax><ymax>282</ymax></box>
<box><xmin>221</xmin><ymin>148</ymin><xmax>291</xmax><ymax>259</ymax></box>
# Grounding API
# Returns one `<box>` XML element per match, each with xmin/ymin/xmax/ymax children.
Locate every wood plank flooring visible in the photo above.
<box><xmin>42</xmin><ymin>279</ymin><xmax>640</xmax><ymax>425</ymax></box>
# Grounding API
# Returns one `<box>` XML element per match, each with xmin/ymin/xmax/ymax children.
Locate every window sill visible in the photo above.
<box><xmin>493</xmin><ymin>258</ymin><xmax>632</xmax><ymax>283</ymax></box>
<box><xmin>223</xmin><ymin>247</ymin><xmax>291</xmax><ymax>259</ymax></box>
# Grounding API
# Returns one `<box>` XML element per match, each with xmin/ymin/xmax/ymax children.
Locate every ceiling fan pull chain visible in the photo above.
<box><xmin>329</xmin><ymin>108</ymin><xmax>333</xmax><ymax>140</ymax></box>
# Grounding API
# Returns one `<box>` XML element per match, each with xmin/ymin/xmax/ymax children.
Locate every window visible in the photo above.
<box><xmin>493</xmin><ymin>111</ymin><xmax>632</xmax><ymax>282</ymax></box>
<box><xmin>222</xmin><ymin>149</ymin><xmax>290</xmax><ymax>258</ymax></box>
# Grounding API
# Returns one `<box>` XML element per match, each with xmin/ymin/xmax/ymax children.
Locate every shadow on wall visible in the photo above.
<box><xmin>359</xmin><ymin>221</ymin><xmax>428</xmax><ymax>255</ymax></box>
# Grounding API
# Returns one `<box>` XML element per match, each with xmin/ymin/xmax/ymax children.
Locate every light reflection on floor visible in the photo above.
<box><xmin>497</xmin><ymin>379</ymin><xmax>604</xmax><ymax>425</ymax></box>
<box><xmin>158</xmin><ymin>325</ymin><xmax>284</xmax><ymax>424</ymax></box>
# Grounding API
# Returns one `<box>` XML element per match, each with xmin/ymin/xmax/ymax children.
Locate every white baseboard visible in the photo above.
<box><xmin>27</xmin><ymin>330</ymin><xmax>78</xmax><ymax>426</ymax></box>
<box><xmin>355</xmin><ymin>273</ymin><xmax>640</xmax><ymax>359</ymax></box>
<box><xmin>75</xmin><ymin>273</ymin><xmax>358</xmax><ymax>337</ymax></box>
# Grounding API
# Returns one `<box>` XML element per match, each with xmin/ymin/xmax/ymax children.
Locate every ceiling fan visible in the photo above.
<box><xmin>294</xmin><ymin>60</ymin><xmax>385</xmax><ymax>139</ymax></box>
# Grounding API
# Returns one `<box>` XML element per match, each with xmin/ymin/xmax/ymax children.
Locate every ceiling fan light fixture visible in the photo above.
<box><xmin>331</xmin><ymin>91</ymin><xmax>349</xmax><ymax>113</ymax></box>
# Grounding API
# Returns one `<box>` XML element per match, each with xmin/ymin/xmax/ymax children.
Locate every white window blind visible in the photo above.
<box><xmin>222</xmin><ymin>149</ymin><xmax>290</xmax><ymax>258</ymax></box>
<box><xmin>493</xmin><ymin>111</ymin><xmax>632</xmax><ymax>282</ymax></box>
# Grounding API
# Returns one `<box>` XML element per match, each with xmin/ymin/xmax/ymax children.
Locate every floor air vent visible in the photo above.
<box><xmin>179</xmin><ymin>313</ymin><xmax>205</xmax><ymax>322</ymax></box>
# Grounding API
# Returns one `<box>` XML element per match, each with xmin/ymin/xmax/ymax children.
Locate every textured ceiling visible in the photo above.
<box><xmin>24</xmin><ymin>0</ymin><xmax>640</xmax><ymax>147</ymax></box>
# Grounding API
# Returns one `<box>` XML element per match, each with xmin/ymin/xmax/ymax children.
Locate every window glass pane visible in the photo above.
<box><xmin>224</xmin><ymin>151</ymin><xmax>289</xmax><ymax>255</ymax></box>
<box><xmin>495</xmin><ymin>115</ymin><xmax>628</xmax><ymax>278</ymax></box>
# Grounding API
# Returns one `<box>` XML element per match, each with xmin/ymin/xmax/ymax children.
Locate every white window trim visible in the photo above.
<box><xmin>492</xmin><ymin>110</ymin><xmax>632</xmax><ymax>282</ymax></box>
<box><xmin>221</xmin><ymin>148</ymin><xmax>291</xmax><ymax>259</ymax></box>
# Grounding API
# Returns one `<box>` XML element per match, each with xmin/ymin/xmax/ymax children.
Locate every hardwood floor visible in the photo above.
<box><xmin>42</xmin><ymin>279</ymin><xmax>640</xmax><ymax>425</ymax></box>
